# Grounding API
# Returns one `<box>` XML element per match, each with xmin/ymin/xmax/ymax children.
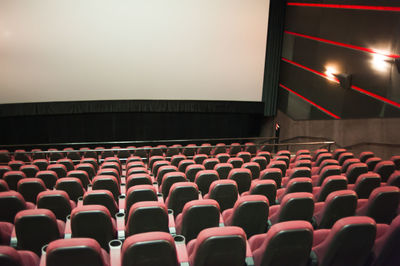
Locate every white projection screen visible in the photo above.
<box><xmin>0</xmin><ymin>0</ymin><xmax>270</xmax><ymax>104</ymax></box>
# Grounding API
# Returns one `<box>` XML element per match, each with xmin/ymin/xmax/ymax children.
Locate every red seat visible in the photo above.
<box><xmin>269</xmin><ymin>192</ymin><xmax>314</xmax><ymax>224</ymax></box>
<box><xmin>125</xmin><ymin>185</ymin><xmax>158</xmax><ymax>213</ymax></box>
<box><xmin>185</xmin><ymin>164</ymin><xmax>205</xmax><ymax>182</ymax></box>
<box><xmin>359</xmin><ymin>151</ymin><xmax>375</xmax><ymax>163</ymax></box>
<box><xmin>194</xmin><ymin>170</ymin><xmax>219</xmax><ymax>196</ymax></box>
<box><xmin>214</xmin><ymin>163</ymin><xmax>233</xmax><ymax>180</ymax></box>
<box><xmin>242</xmin><ymin>179</ymin><xmax>277</xmax><ymax>205</ymax></box>
<box><xmin>20</xmin><ymin>165</ymin><xmax>39</xmax><ymax>178</ymax></box>
<box><xmin>277</xmin><ymin>178</ymin><xmax>312</xmax><ymax>203</ymax></box>
<box><xmin>204</xmin><ymin>180</ymin><xmax>238</xmax><ymax>212</ymax></box>
<box><xmin>126</xmin><ymin>173</ymin><xmax>152</xmax><ymax>189</ymax></box>
<box><xmin>36</xmin><ymin>170</ymin><xmax>58</xmax><ymax>189</ymax></box>
<box><xmin>160</xmin><ymin>172</ymin><xmax>187</xmax><ymax>200</ymax></box>
<box><xmin>165</xmin><ymin>182</ymin><xmax>198</xmax><ymax>217</ymax></box>
<box><xmin>46</xmin><ymin>238</ymin><xmax>109</xmax><ymax>266</ymax></box>
<box><xmin>0</xmin><ymin>191</ymin><xmax>35</xmax><ymax>223</ymax></box>
<box><xmin>249</xmin><ymin>221</ymin><xmax>313</xmax><ymax>266</ymax></box>
<box><xmin>37</xmin><ymin>190</ymin><xmax>75</xmax><ymax>221</ymax></box>
<box><xmin>260</xmin><ymin>168</ymin><xmax>282</xmax><ymax>188</ymax></box>
<box><xmin>227</xmin><ymin>157</ymin><xmax>244</xmax><ymax>168</ymax></box>
<box><xmin>312</xmin><ymin>217</ymin><xmax>376</xmax><ymax>266</ymax></box>
<box><xmin>92</xmin><ymin>175</ymin><xmax>120</xmax><ymax>200</ymax></box>
<box><xmin>215</xmin><ymin>153</ymin><xmax>230</xmax><ymax>163</ymax></box>
<box><xmin>47</xmin><ymin>164</ymin><xmax>67</xmax><ymax>179</ymax></box>
<box><xmin>251</xmin><ymin>156</ymin><xmax>268</xmax><ymax>170</ymax></box>
<box><xmin>222</xmin><ymin>195</ymin><xmax>269</xmax><ymax>238</ymax></box>
<box><xmin>203</xmin><ymin>158</ymin><xmax>220</xmax><ymax>170</ymax></box>
<box><xmin>17</xmin><ymin>178</ymin><xmax>46</xmax><ymax>203</ymax></box>
<box><xmin>374</xmin><ymin>161</ymin><xmax>396</xmax><ymax>183</ymax></box>
<box><xmin>372</xmin><ymin>215</ymin><xmax>400</xmax><ymax>266</ymax></box>
<box><xmin>228</xmin><ymin>168</ymin><xmax>252</xmax><ymax>194</ymax></box>
<box><xmin>313</xmin><ymin>175</ymin><xmax>348</xmax><ymax>202</ymax></box>
<box><xmin>187</xmin><ymin>226</ymin><xmax>247</xmax><ymax>266</ymax></box>
<box><xmin>243</xmin><ymin>162</ymin><xmax>261</xmax><ymax>179</ymax></box>
<box><xmin>83</xmin><ymin>190</ymin><xmax>119</xmax><ymax>217</ymax></box>
<box><xmin>237</xmin><ymin>151</ymin><xmax>251</xmax><ymax>163</ymax></box>
<box><xmin>3</xmin><ymin>171</ymin><xmax>26</xmax><ymax>191</ymax></box>
<box><xmin>55</xmin><ymin>177</ymin><xmax>86</xmax><ymax>202</ymax></box>
<box><xmin>0</xmin><ymin>246</ymin><xmax>39</xmax><ymax>266</ymax></box>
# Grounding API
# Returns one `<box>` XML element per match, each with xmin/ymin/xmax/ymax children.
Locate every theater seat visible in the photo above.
<box><xmin>267</xmin><ymin>161</ymin><xmax>287</xmax><ymax>176</ymax></box>
<box><xmin>193</xmin><ymin>154</ymin><xmax>208</xmax><ymax>165</ymax></box>
<box><xmin>160</xmin><ymin>172</ymin><xmax>187</xmax><ymax>200</ymax></box>
<box><xmin>47</xmin><ymin>164</ymin><xmax>67</xmax><ymax>179</ymax></box>
<box><xmin>20</xmin><ymin>165</ymin><xmax>39</xmax><ymax>178</ymax></box>
<box><xmin>55</xmin><ymin>178</ymin><xmax>86</xmax><ymax>202</ymax></box>
<box><xmin>386</xmin><ymin>171</ymin><xmax>400</xmax><ymax>188</ymax></box>
<box><xmin>222</xmin><ymin>195</ymin><xmax>269</xmax><ymax>238</ymax></box>
<box><xmin>0</xmin><ymin>246</ymin><xmax>39</xmax><ymax>266</ymax></box>
<box><xmin>185</xmin><ymin>164</ymin><xmax>205</xmax><ymax>182</ymax></box>
<box><xmin>125</xmin><ymin>185</ymin><xmax>158</xmax><ymax>214</ymax></box>
<box><xmin>312</xmin><ymin>217</ymin><xmax>376</xmax><ymax>266</ymax></box>
<box><xmin>0</xmin><ymin>180</ymin><xmax>9</xmax><ymax>192</ymax></box>
<box><xmin>332</xmin><ymin>148</ymin><xmax>346</xmax><ymax>160</ymax></box>
<box><xmin>249</xmin><ymin>220</ymin><xmax>313</xmax><ymax>266</ymax></box>
<box><xmin>0</xmin><ymin>191</ymin><xmax>35</xmax><ymax>223</ymax></box>
<box><xmin>213</xmin><ymin>143</ymin><xmax>227</xmax><ymax>155</ymax></box>
<box><xmin>3</xmin><ymin>171</ymin><xmax>26</xmax><ymax>191</ymax></box>
<box><xmin>276</xmin><ymin>178</ymin><xmax>312</xmax><ymax>203</ymax></box>
<box><xmin>83</xmin><ymin>190</ymin><xmax>119</xmax><ymax>217</ymax></box>
<box><xmin>126</xmin><ymin>173</ymin><xmax>152</xmax><ymax>189</ymax></box>
<box><xmin>0</xmin><ymin>166</ymin><xmax>11</xmax><ymax>179</ymax></box>
<box><xmin>125</xmin><ymin>201</ymin><xmax>169</xmax><ymax>236</ymax></box>
<box><xmin>187</xmin><ymin>226</ymin><xmax>247</xmax><ymax>266</ymax></box>
<box><xmin>71</xmin><ymin>205</ymin><xmax>116</xmax><ymax>251</ymax></box>
<box><xmin>36</xmin><ymin>170</ymin><xmax>58</xmax><ymax>189</ymax></box>
<box><xmin>391</xmin><ymin>155</ymin><xmax>400</xmax><ymax>170</ymax></box>
<box><xmin>165</xmin><ymin>182</ymin><xmax>199</xmax><ymax>218</ymax></box>
<box><xmin>92</xmin><ymin>175</ymin><xmax>120</xmax><ymax>200</ymax></box>
<box><xmin>359</xmin><ymin>151</ymin><xmax>375</xmax><ymax>163</ymax></box>
<box><xmin>356</xmin><ymin>186</ymin><xmax>400</xmax><ymax>224</ymax></box>
<box><xmin>313</xmin><ymin>190</ymin><xmax>357</xmax><ymax>229</ymax></box>
<box><xmin>311</xmin><ymin>165</ymin><xmax>341</xmax><ymax>187</ymax></box>
<box><xmin>243</xmin><ymin>162</ymin><xmax>260</xmax><ymax>179</ymax></box>
<box><xmin>214</xmin><ymin>163</ymin><xmax>233</xmax><ymax>180</ymax></box>
<box><xmin>46</xmin><ymin>238</ymin><xmax>109</xmax><ymax>266</ymax></box>
<box><xmin>203</xmin><ymin>158</ymin><xmax>219</xmax><ymax>170</ymax></box>
<box><xmin>341</xmin><ymin>158</ymin><xmax>360</xmax><ymax>173</ymax></box>
<box><xmin>260</xmin><ymin>168</ymin><xmax>282</xmax><ymax>188</ymax></box>
<box><xmin>17</xmin><ymin>178</ymin><xmax>46</xmax><ymax>204</ymax></box>
<box><xmin>215</xmin><ymin>153</ymin><xmax>230</xmax><ymax>164</ymax></box>
<box><xmin>157</xmin><ymin>165</ymin><xmax>178</xmax><ymax>185</ymax></box>
<box><xmin>122</xmin><ymin>232</ymin><xmax>178</xmax><ymax>266</ymax></box>
<box><xmin>269</xmin><ymin>192</ymin><xmax>314</xmax><ymax>225</ymax></box>
<box><xmin>8</xmin><ymin>160</ymin><xmax>25</xmax><ymax>171</ymax></box>
<box><xmin>175</xmin><ymin>199</ymin><xmax>220</xmax><ymax>243</ymax></box>
<box><xmin>283</xmin><ymin>167</ymin><xmax>311</xmax><ymax>186</ymax></box>
<box><xmin>242</xmin><ymin>179</ymin><xmax>277</xmax><ymax>205</ymax></box>
<box><xmin>366</xmin><ymin>157</ymin><xmax>382</xmax><ymax>172</ymax></box>
<box><xmin>372</xmin><ymin>215</ymin><xmax>400</xmax><ymax>266</ymax></box>
<box><xmin>37</xmin><ymin>190</ymin><xmax>75</xmax><ymax>221</ymax></box>
<box><xmin>251</xmin><ymin>156</ymin><xmax>268</xmax><ymax>171</ymax></box>
<box><xmin>312</xmin><ymin>175</ymin><xmax>348</xmax><ymax>202</ymax></box>
<box><xmin>349</xmin><ymin>172</ymin><xmax>381</xmax><ymax>199</ymax></box>
<box><xmin>0</xmin><ymin>222</ymin><xmax>13</xmax><ymax>245</ymax></box>
<box><xmin>171</xmin><ymin>155</ymin><xmax>186</xmax><ymax>168</ymax></box>
<box><xmin>237</xmin><ymin>151</ymin><xmax>251</xmax><ymax>163</ymax></box>
<box><xmin>194</xmin><ymin>170</ymin><xmax>219</xmax><ymax>196</ymax></box>
<box><xmin>374</xmin><ymin>161</ymin><xmax>396</xmax><ymax>182</ymax></box>
<box><xmin>177</xmin><ymin>159</ymin><xmax>195</xmax><ymax>173</ymax></box>
<box><xmin>67</xmin><ymin>170</ymin><xmax>91</xmax><ymax>189</ymax></box>
<box><xmin>229</xmin><ymin>143</ymin><xmax>242</xmax><ymax>156</ymax></box>
<box><xmin>346</xmin><ymin>163</ymin><xmax>368</xmax><ymax>184</ymax></box>
<box><xmin>204</xmin><ymin>180</ymin><xmax>238</xmax><ymax>212</ymax></box>
<box><xmin>227</xmin><ymin>157</ymin><xmax>244</xmax><ymax>168</ymax></box>
<box><xmin>56</xmin><ymin>158</ymin><xmax>75</xmax><ymax>172</ymax></box>
<box><xmin>338</xmin><ymin>152</ymin><xmax>355</xmax><ymax>166</ymax></box>
<box><xmin>228</xmin><ymin>168</ymin><xmax>252</xmax><ymax>194</ymax></box>
<box><xmin>15</xmin><ymin>209</ymin><xmax>64</xmax><ymax>255</ymax></box>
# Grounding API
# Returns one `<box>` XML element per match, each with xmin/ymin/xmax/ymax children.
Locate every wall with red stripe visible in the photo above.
<box><xmin>278</xmin><ymin>0</ymin><xmax>400</xmax><ymax>119</ymax></box>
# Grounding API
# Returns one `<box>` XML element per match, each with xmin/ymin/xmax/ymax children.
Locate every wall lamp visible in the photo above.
<box><xmin>395</xmin><ymin>58</ymin><xmax>400</xmax><ymax>73</ymax></box>
<box><xmin>334</xmin><ymin>73</ymin><xmax>352</xmax><ymax>90</ymax></box>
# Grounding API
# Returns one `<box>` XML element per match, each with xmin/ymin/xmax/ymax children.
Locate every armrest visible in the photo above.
<box><xmin>77</xmin><ymin>197</ymin><xmax>84</xmax><ymax>208</ymax></box>
<box><xmin>245</xmin><ymin>240</ymin><xmax>255</xmax><ymax>266</ymax></box>
<box><xmin>118</xmin><ymin>195</ymin><xmax>126</xmax><ymax>213</ymax></box>
<box><xmin>39</xmin><ymin>249</ymin><xmax>46</xmax><ymax>266</ymax></box>
<box><xmin>120</xmin><ymin>183</ymin><xmax>126</xmax><ymax>195</ymax></box>
<box><xmin>10</xmin><ymin>226</ymin><xmax>17</xmax><ymax>247</ymax></box>
<box><xmin>157</xmin><ymin>193</ymin><xmax>164</xmax><ymax>203</ymax></box>
<box><xmin>109</xmin><ymin>240</ymin><xmax>122</xmax><ymax>266</ymax></box>
<box><xmin>64</xmin><ymin>215</ymin><xmax>72</xmax><ymax>239</ymax></box>
<box><xmin>116</xmin><ymin>212</ymin><xmax>125</xmax><ymax>240</ymax></box>
<box><xmin>168</xmin><ymin>209</ymin><xmax>176</xmax><ymax>235</ymax></box>
<box><xmin>174</xmin><ymin>235</ymin><xmax>189</xmax><ymax>266</ymax></box>
<box><xmin>153</xmin><ymin>182</ymin><xmax>159</xmax><ymax>193</ymax></box>
<box><xmin>219</xmin><ymin>214</ymin><xmax>225</xmax><ymax>227</ymax></box>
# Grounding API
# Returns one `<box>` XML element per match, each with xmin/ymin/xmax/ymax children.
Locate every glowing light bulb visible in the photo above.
<box><xmin>325</xmin><ymin>66</ymin><xmax>338</xmax><ymax>81</ymax></box>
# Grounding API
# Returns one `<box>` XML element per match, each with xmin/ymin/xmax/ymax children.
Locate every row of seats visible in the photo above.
<box><xmin>0</xmin><ymin>142</ymin><xmax>270</xmax><ymax>163</ymax></box>
<box><xmin>2</xmin><ymin>215</ymin><xmax>400</xmax><ymax>266</ymax></box>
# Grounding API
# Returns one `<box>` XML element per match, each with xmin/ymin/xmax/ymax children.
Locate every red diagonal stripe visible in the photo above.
<box><xmin>281</xmin><ymin>58</ymin><xmax>400</xmax><ymax>108</ymax></box>
<box><xmin>279</xmin><ymin>83</ymin><xmax>341</xmax><ymax>119</ymax></box>
<box><xmin>284</xmin><ymin>31</ymin><xmax>400</xmax><ymax>59</ymax></box>
<box><xmin>287</xmin><ymin>3</ymin><xmax>400</xmax><ymax>12</ymax></box>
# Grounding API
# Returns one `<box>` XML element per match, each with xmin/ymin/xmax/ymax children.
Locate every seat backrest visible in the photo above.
<box><xmin>177</xmin><ymin>159</ymin><xmax>195</xmax><ymax>173</ymax></box>
<box><xmin>92</xmin><ymin>175</ymin><xmax>120</xmax><ymax>200</ymax></box>
<box><xmin>229</xmin><ymin>143</ymin><xmax>242</xmax><ymax>156</ymax></box>
<box><xmin>171</xmin><ymin>155</ymin><xmax>186</xmax><ymax>168</ymax></box>
<box><xmin>267</xmin><ymin>161</ymin><xmax>287</xmax><ymax>176</ymax></box>
<box><xmin>359</xmin><ymin>151</ymin><xmax>375</xmax><ymax>163</ymax></box>
<box><xmin>0</xmin><ymin>150</ymin><xmax>11</xmax><ymax>163</ymax></box>
<box><xmin>179</xmin><ymin>199</ymin><xmax>220</xmax><ymax>242</ymax></box>
<box><xmin>227</xmin><ymin>157</ymin><xmax>244</xmax><ymax>168</ymax></box>
<box><xmin>0</xmin><ymin>180</ymin><xmax>9</xmax><ymax>192</ymax></box>
<box><xmin>230</xmin><ymin>195</ymin><xmax>269</xmax><ymax>238</ymax></box>
<box><xmin>283</xmin><ymin>178</ymin><xmax>312</xmax><ymax>196</ymax></box>
<box><xmin>391</xmin><ymin>155</ymin><xmax>400</xmax><ymax>170</ymax></box>
<box><xmin>185</xmin><ymin>164</ymin><xmax>205</xmax><ymax>182</ymax></box>
<box><xmin>83</xmin><ymin>190</ymin><xmax>119</xmax><ymax>217</ymax></box>
<box><xmin>213</xmin><ymin>143</ymin><xmax>227</xmax><ymax>155</ymax></box>
<box><xmin>296</xmin><ymin>149</ymin><xmax>311</xmax><ymax>156</ymax></box>
<box><xmin>57</xmin><ymin>159</ymin><xmax>75</xmax><ymax>172</ymax></box>
<box><xmin>148</xmin><ymin>156</ymin><xmax>164</xmax><ymax>171</ymax></box>
<box><xmin>215</xmin><ymin>153</ymin><xmax>230</xmax><ymax>163</ymax></box>
<box><xmin>35</xmin><ymin>170</ymin><xmax>58</xmax><ymax>189</ymax></box>
<box><xmin>71</xmin><ymin>205</ymin><xmax>116</xmax><ymax>251</ymax></box>
<box><xmin>253</xmin><ymin>221</ymin><xmax>313</xmax><ymax>266</ymax></box>
<box><xmin>15</xmin><ymin>209</ymin><xmax>62</xmax><ymax>255</ymax></box>
<box><xmin>0</xmin><ymin>191</ymin><xmax>28</xmax><ymax>223</ymax></box>
<box><xmin>313</xmin><ymin>217</ymin><xmax>376</xmax><ymax>266</ymax></box>
<box><xmin>126</xmin><ymin>201</ymin><xmax>169</xmax><ymax>236</ymax></box>
<box><xmin>271</xmin><ymin>156</ymin><xmax>289</xmax><ymax>169</ymax></box>
<box><xmin>166</xmin><ymin>182</ymin><xmax>199</xmax><ymax>217</ymax></box>
<box><xmin>125</xmin><ymin>185</ymin><xmax>158</xmax><ymax>214</ymax></box>
<box><xmin>17</xmin><ymin>178</ymin><xmax>46</xmax><ymax>203</ymax></box>
<box><xmin>237</xmin><ymin>152</ymin><xmax>251</xmax><ymax>163</ymax></box>
<box><xmin>189</xmin><ymin>226</ymin><xmax>247</xmax><ymax>266</ymax></box>
<box><xmin>3</xmin><ymin>171</ymin><xmax>26</xmax><ymax>191</ymax></box>
<box><xmin>228</xmin><ymin>168</ymin><xmax>252</xmax><ymax>194</ymax></box>
<box><xmin>374</xmin><ymin>161</ymin><xmax>396</xmax><ymax>182</ymax></box>
<box><xmin>203</xmin><ymin>158</ymin><xmax>220</xmax><ymax>170</ymax></box>
<box><xmin>197</xmin><ymin>143</ymin><xmax>212</xmax><ymax>155</ymax></box>
<box><xmin>366</xmin><ymin>157</ymin><xmax>382</xmax><ymax>171</ymax></box>
<box><xmin>317</xmin><ymin>159</ymin><xmax>339</xmax><ymax>174</ymax></box>
<box><xmin>0</xmin><ymin>166</ymin><xmax>11</xmax><ymax>179</ymax></box>
<box><xmin>243</xmin><ymin>162</ymin><xmax>261</xmax><ymax>179</ymax></box>
<box><xmin>248</xmin><ymin>179</ymin><xmax>277</xmax><ymax>205</ymax></box>
<box><xmin>55</xmin><ymin>177</ymin><xmax>85</xmax><ymax>202</ymax></box>
<box><xmin>97</xmin><ymin>168</ymin><xmax>120</xmax><ymax>181</ymax></box>
<box><xmin>20</xmin><ymin>165</ymin><xmax>39</xmax><ymax>178</ymax></box>
<box><xmin>67</xmin><ymin>170</ymin><xmax>91</xmax><ymax>189</ymax></box>
<box><xmin>157</xmin><ymin>165</ymin><xmax>178</xmax><ymax>185</ymax></box>
<box><xmin>316</xmin><ymin>165</ymin><xmax>341</xmax><ymax>186</ymax></box>
<box><xmin>122</xmin><ymin>232</ymin><xmax>178</xmax><ymax>266</ymax></box>
<box><xmin>373</xmin><ymin>215</ymin><xmax>400</xmax><ymax>266</ymax></box>
<box><xmin>37</xmin><ymin>190</ymin><xmax>73</xmax><ymax>221</ymax></box>
<box><xmin>47</xmin><ymin>164</ymin><xmax>67</xmax><ymax>179</ymax></box>
<box><xmin>315</xmin><ymin>175</ymin><xmax>348</xmax><ymax>202</ymax></box>
<box><xmin>338</xmin><ymin>152</ymin><xmax>355</xmax><ymax>165</ymax></box>
<box><xmin>277</xmin><ymin>192</ymin><xmax>314</xmax><ymax>223</ymax></box>
<box><xmin>315</xmin><ymin>153</ymin><xmax>333</xmax><ymax>167</ymax></box>
<box><xmin>260</xmin><ymin>168</ymin><xmax>282</xmax><ymax>188</ymax></box>
<box><xmin>8</xmin><ymin>160</ymin><xmax>25</xmax><ymax>171</ymax></box>
<box><xmin>251</xmin><ymin>156</ymin><xmax>268</xmax><ymax>170</ymax></box>
<box><xmin>195</xmin><ymin>170</ymin><xmax>219</xmax><ymax>196</ymax></box>
<box><xmin>341</xmin><ymin>158</ymin><xmax>361</xmax><ymax>173</ymax></box>
<box><xmin>0</xmin><ymin>245</ymin><xmax>39</xmax><ymax>266</ymax></box>
<box><xmin>214</xmin><ymin>163</ymin><xmax>233</xmax><ymax>180</ymax></box>
<box><xmin>286</xmin><ymin>167</ymin><xmax>311</xmax><ymax>179</ymax></box>
<box><xmin>365</xmin><ymin>186</ymin><xmax>400</xmax><ymax>224</ymax></box>
<box><xmin>387</xmin><ymin>171</ymin><xmax>400</xmax><ymax>188</ymax></box>
<box><xmin>166</xmin><ymin>146</ymin><xmax>180</xmax><ymax>157</ymax></box>
<box><xmin>208</xmin><ymin>180</ymin><xmax>238</xmax><ymax>212</ymax></box>
<box><xmin>332</xmin><ymin>148</ymin><xmax>347</xmax><ymax>160</ymax></box>
<box><xmin>126</xmin><ymin>173</ymin><xmax>152</xmax><ymax>189</ymax></box>
<box><xmin>46</xmin><ymin>238</ymin><xmax>109</xmax><ymax>266</ymax></box>
<box><xmin>161</xmin><ymin>172</ymin><xmax>187</xmax><ymax>199</ymax></box>
<box><xmin>193</xmin><ymin>154</ymin><xmax>208</xmax><ymax>165</ymax></box>
<box><xmin>346</xmin><ymin>163</ymin><xmax>368</xmax><ymax>184</ymax></box>
<box><xmin>354</xmin><ymin>173</ymin><xmax>381</xmax><ymax>199</ymax></box>
<box><xmin>317</xmin><ymin>190</ymin><xmax>358</xmax><ymax>229</ymax></box>
<box><xmin>244</xmin><ymin>142</ymin><xmax>257</xmax><ymax>155</ymax></box>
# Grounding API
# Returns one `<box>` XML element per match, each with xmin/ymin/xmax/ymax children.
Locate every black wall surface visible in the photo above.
<box><xmin>278</xmin><ymin>0</ymin><xmax>400</xmax><ymax>120</ymax></box>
